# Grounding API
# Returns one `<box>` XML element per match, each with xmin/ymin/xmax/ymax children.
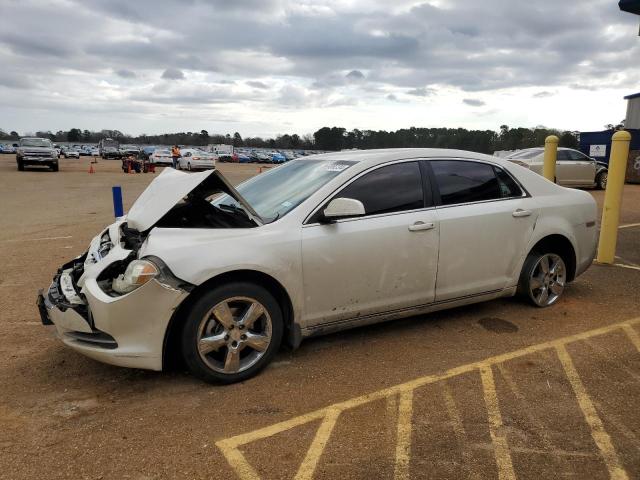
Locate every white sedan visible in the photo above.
<box><xmin>38</xmin><ymin>149</ymin><xmax>597</xmax><ymax>383</ymax></box>
<box><xmin>149</xmin><ymin>148</ymin><xmax>173</xmax><ymax>166</ymax></box>
<box><xmin>506</xmin><ymin>147</ymin><xmax>608</xmax><ymax>189</ymax></box>
<box><xmin>178</xmin><ymin>149</ymin><xmax>217</xmax><ymax>171</ymax></box>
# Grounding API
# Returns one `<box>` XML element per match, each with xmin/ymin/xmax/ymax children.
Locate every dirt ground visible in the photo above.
<box><xmin>0</xmin><ymin>154</ymin><xmax>639</xmax><ymax>480</ymax></box>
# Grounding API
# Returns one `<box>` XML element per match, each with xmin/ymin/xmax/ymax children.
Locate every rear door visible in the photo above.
<box><xmin>301</xmin><ymin>161</ymin><xmax>439</xmax><ymax>327</ymax></box>
<box><xmin>567</xmin><ymin>150</ymin><xmax>596</xmax><ymax>185</ymax></box>
<box><xmin>555</xmin><ymin>150</ymin><xmax>575</xmax><ymax>185</ymax></box>
<box><xmin>428</xmin><ymin>159</ymin><xmax>538</xmax><ymax>301</ymax></box>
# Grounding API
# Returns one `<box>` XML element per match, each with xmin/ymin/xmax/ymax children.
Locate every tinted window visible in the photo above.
<box><xmin>431</xmin><ymin>161</ymin><xmax>500</xmax><ymax>205</ymax></box>
<box><xmin>557</xmin><ymin>150</ymin><xmax>571</xmax><ymax>161</ymax></box>
<box><xmin>337</xmin><ymin>162</ymin><xmax>424</xmax><ymax>216</ymax></box>
<box><xmin>568</xmin><ymin>150</ymin><xmax>589</xmax><ymax>161</ymax></box>
<box><xmin>494</xmin><ymin>167</ymin><xmax>523</xmax><ymax>198</ymax></box>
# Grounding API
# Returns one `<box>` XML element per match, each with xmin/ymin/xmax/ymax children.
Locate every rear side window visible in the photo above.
<box><xmin>337</xmin><ymin>161</ymin><xmax>424</xmax><ymax>216</ymax></box>
<box><xmin>430</xmin><ymin>160</ymin><xmax>501</xmax><ymax>205</ymax></box>
<box><xmin>494</xmin><ymin>167</ymin><xmax>523</xmax><ymax>198</ymax></box>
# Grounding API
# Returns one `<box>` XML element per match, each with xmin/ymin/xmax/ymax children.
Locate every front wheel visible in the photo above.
<box><xmin>17</xmin><ymin>158</ymin><xmax>24</xmax><ymax>171</ymax></box>
<box><xmin>518</xmin><ymin>252</ymin><xmax>566</xmax><ymax>307</ymax></box>
<box><xmin>596</xmin><ymin>171</ymin><xmax>607</xmax><ymax>190</ymax></box>
<box><xmin>51</xmin><ymin>162</ymin><xmax>59</xmax><ymax>172</ymax></box>
<box><xmin>181</xmin><ymin>282</ymin><xmax>283</xmax><ymax>383</ymax></box>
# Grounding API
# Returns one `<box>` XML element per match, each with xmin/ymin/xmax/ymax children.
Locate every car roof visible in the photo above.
<box><xmin>302</xmin><ymin>148</ymin><xmax>505</xmax><ymax>167</ymax></box>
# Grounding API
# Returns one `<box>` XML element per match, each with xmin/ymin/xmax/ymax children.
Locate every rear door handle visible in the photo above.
<box><xmin>408</xmin><ymin>221</ymin><xmax>435</xmax><ymax>232</ymax></box>
<box><xmin>512</xmin><ymin>209</ymin><xmax>532</xmax><ymax>218</ymax></box>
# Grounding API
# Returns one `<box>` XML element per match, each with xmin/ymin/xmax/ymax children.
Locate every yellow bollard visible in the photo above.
<box><xmin>597</xmin><ymin>130</ymin><xmax>632</xmax><ymax>264</ymax></box>
<box><xmin>543</xmin><ymin>135</ymin><xmax>559</xmax><ymax>182</ymax></box>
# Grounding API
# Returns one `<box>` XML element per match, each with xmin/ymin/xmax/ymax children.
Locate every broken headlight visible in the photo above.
<box><xmin>112</xmin><ymin>259</ymin><xmax>158</xmax><ymax>294</ymax></box>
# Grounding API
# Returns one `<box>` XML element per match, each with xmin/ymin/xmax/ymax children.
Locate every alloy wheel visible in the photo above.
<box><xmin>196</xmin><ymin>297</ymin><xmax>272</xmax><ymax>374</ymax></box>
<box><xmin>528</xmin><ymin>253</ymin><xmax>566</xmax><ymax>307</ymax></box>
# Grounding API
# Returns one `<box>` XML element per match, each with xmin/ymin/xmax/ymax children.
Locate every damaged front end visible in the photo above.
<box><xmin>38</xmin><ymin>168</ymin><xmax>255</xmax><ymax>370</ymax></box>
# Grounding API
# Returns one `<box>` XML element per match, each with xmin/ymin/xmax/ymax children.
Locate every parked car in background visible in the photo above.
<box><xmin>16</xmin><ymin>137</ymin><xmax>59</xmax><ymax>171</ymax></box>
<box><xmin>38</xmin><ymin>149</ymin><xmax>597</xmax><ymax>383</ymax></box>
<box><xmin>139</xmin><ymin>146</ymin><xmax>156</xmax><ymax>160</ymax></box>
<box><xmin>178</xmin><ymin>149</ymin><xmax>217</xmax><ymax>170</ymax></box>
<box><xmin>79</xmin><ymin>147</ymin><xmax>91</xmax><ymax>156</ymax></box>
<box><xmin>270</xmin><ymin>152</ymin><xmax>286</xmax><ymax>164</ymax></box>
<box><xmin>63</xmin><ymin>148</ymin><xmax>80</xmax><ymax>159</ymax></box>
<box><xmin>90</xmin><ymin>147</ymin><xmax>99</xmax><ymax>156</ymax></box>
<box><xmin>0</xmin><ymin>144</ymin><xmax>16</xmax><ymax>153</ymax></box>
<box><xmin>101</xmin><ymin>147</ymin><xmax>121</xmax><ymax>159</ymax></box>
<box><xmin>149</xmin><ymin>148</ymin><xmax>172</xmax><ymax>165</ymax></box>
<box><xmin>237</xmin><ymin>153</ymin><xmax>252</xmax><ymax>163</ymax></box>
<box><xmin>120</xmin><ymin>145</ymin><xmax>140</xmax><ymax>158</ymax></box>
<box><xmin>99</xmin><ymin>138</ymin><xmax>119</xmax><ymax>157</ymax></box>
<box><xmin>506</xmin><ymin>148</ymin><xmax>608</xmax><ymax>189</ymax></box>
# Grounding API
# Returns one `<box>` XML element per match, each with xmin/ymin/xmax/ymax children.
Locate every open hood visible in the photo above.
<box><xmin>126</xmin><ymin>168</ymin><xmax>262</xmax><ymax>231</ymax></box>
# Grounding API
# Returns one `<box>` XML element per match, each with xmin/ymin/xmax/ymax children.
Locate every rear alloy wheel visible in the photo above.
<box><xmin>520</xmin><ymin>252</ymin><xmax>566</xmax><ymax>307</ymax></box>
<box><xmin>181</xmin><ymin>283</ymin><xmax>283</xmax><ymax>383</ymax></box>
<box><xmin>596</xmin><ymin>171</ymin><xmax>607</xmax><ymax>190</ymax></box>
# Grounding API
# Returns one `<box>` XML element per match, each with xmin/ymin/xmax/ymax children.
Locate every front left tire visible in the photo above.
<box><xmin>180</xmin><ymin>282</ymin><xmax>284</xmax><ymax>383</ymax></box>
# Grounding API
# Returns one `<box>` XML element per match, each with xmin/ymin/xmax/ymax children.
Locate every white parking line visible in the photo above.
<box><xmin>619</xmin><ymin>223</ymin><xmax>640</xmax><ymax>230</ymax></box>
<box><xmin>2</xmin><ymin>235</ymin><xmax>72</xmax><ymax>243</ymax></box>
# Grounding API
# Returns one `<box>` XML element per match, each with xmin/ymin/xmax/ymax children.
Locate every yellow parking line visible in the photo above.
<box><xmin>294</xmin><ymin>408</ymin><xmax>341</xmax><ymax>480</ymax></box>
<box><xmin>216</xmin><ymin>317</ymin><xmax>640</xmax><ymax>479</ymax></box>
<box><xmin>622</xmin><ymin>324</ymin><xmax>640</xmax><ymax>353</ymax></box>
<box><xmin>393</xmin><ymin>389</ymin><xmax>414</xmax><ymax>480</ymax></box>
<box><xmin>555</xmin><ymin>345</ymin><xmax>629</xmax><ymax>480</ymax></box>
<box><xmin>217</xmin><ymin>445</ymin><xmax>261</xmax><ymax>480</ymax></box>
<box><xmin>480</xmin><ymin>366</ymin><xmax>516</xmax><ymax>480</ymax></box>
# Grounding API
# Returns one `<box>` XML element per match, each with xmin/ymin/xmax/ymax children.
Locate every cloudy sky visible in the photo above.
<box><xmin>0</xmin><ymin>0</ymin><xmax>638</xmax><ymax>137</ymax></box>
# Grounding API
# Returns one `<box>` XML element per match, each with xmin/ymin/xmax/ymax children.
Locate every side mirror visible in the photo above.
<box><xmin>322</xmin><ymin>197</ymin><xmax>365</xmax><ymax>221</ymax></box>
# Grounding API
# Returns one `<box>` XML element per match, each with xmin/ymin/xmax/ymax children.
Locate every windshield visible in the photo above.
<box><xmin>213</xmin><ymin>159</ymin><xmax>356</xmax><ymax>221</ymax></box>
<box><xmin>20</xmin><ymin>138</ymin><xmax>52</xmax><ymax>148</ymax></box>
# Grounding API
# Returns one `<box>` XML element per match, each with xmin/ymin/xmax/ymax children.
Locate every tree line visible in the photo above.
<box><xmin>1</xmin><ymin>125</ymin><xmax>579</xmax><ymax>153</ymax></box>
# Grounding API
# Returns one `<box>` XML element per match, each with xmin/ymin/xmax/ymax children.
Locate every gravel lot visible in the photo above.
<box><xmin>0</xmin><ymin>154</ymin><xmax>639</xmax><ymax>479</ymax></box>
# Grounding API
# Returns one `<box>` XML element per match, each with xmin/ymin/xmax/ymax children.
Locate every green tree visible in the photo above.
<box><xmin>233</xmin><ymin>132</ymin><xmax>243</xmax><ymax>147</ymax></box>
<box><xmin>67</xmin><ymin>128</ymin><xmax>82</xmax><ymax>142</ymax></box>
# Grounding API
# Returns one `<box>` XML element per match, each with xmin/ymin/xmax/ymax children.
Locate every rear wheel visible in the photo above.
<box><xmin>596</xmin><ymin>171</ymin><xmax>607</xmax><ymax>190</ymax></box>
<box><xmin>519</xmin><ymin>252</ymin><xmax>566</xmax><ymax>307</ymax></box>
<box><xmin>181</xmin><ymin>282</ymin><xmax>283</xmax><ymax>383</ymax></box>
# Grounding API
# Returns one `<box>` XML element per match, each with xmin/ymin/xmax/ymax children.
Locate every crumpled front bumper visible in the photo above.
<box><xmin>38</xmin><ymin>260</ymin><xmax>189</xmax><ymax>371</ymax></box>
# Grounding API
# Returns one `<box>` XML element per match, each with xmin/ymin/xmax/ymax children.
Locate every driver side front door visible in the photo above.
<box><xmin>300</xmin><ymin>161</ymin><xmax>439</xmax><ymax>328</ymax></box>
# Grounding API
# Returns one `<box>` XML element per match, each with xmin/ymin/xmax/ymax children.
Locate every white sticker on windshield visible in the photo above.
<box><xmin>325</xmin><ymin>163</ymin><xmax>350</xmax><ymax>172</ymax></box>
<box><xmin>281</xmin><ymin>201</ymin><xmax>293</xmax><ymax>207</ymax></box>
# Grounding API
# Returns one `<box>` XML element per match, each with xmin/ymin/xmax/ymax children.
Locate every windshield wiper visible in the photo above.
<box><xmin>216</xmin><ymin>203</ymin><xmax>253</xmax><ymax>220</ymax></box>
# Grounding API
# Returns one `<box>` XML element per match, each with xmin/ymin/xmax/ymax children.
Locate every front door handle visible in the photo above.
<box><xmin>512</xmin><ymin>209</ymin><xmax>532</xmax><ymax>218</ymax></box>
<box><xmin>408</xmin><ymin>221</ymin><xmax>435</xmax><ymax>232</ymax></box>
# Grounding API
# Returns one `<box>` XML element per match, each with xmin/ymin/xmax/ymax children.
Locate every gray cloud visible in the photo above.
<box><xmin>161</xmin><ymin>68</ymin><xmax>185</xmax><ymax>80</ymax></box>
<box><xmin>246</xmin><ymin>80</ymin><xmax>269</xmax><ymax>89</ymax></box>
<box><xmin>463</xmin><ymin>99</ymin><xmax>485</xmax><ymax>107</ymax></box>
<box><xmin>533</xmin><ymin>91</ymin><xmax>555</xmax><ymax>98</ymax></box>
<box><xmin>407</xmin><ymin>87</ymin><xmax>435</xmax><ymax>97</ymax></box>
<box><xmin>115</xmin><ymin>69</ymin><xmax>136</xmax><ymax>79</ymax></box>
<box><xmin>0</xmin><ymin>0</ymin><xmax>637</xmax><ymax>134</ymax></box>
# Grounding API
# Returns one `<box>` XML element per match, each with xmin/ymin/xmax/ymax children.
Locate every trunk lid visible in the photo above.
<box><xmin>126</xmin><ymin>168</ymin><xmax>262</xmax><ymax>231</ymax></box>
